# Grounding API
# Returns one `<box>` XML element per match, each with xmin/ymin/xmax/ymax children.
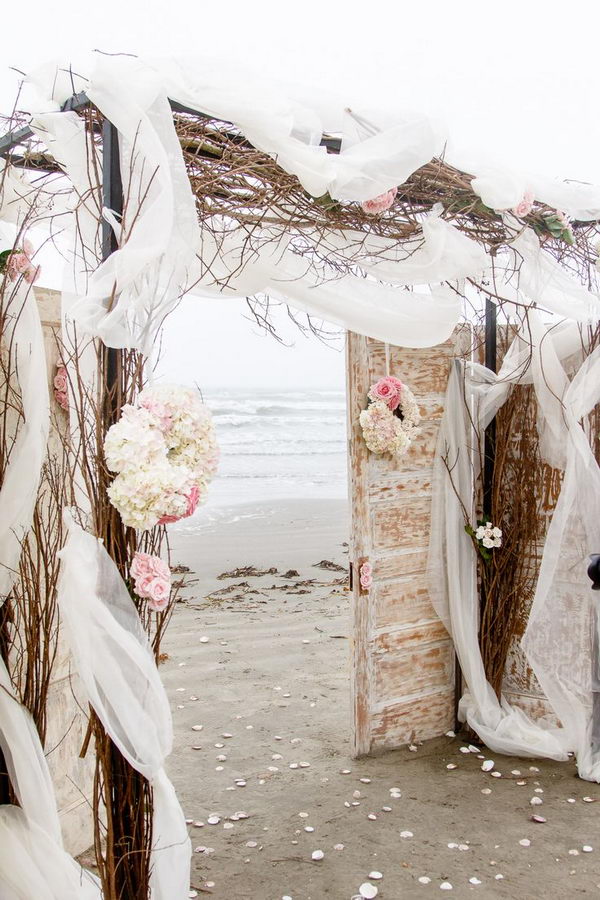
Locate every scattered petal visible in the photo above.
<box><xmin>440</xmin><ymin>882</ymin><xmax>453</xmax><ymax>890</ymax></box>
<box><xmin>481</xmin><ymin>760</ymin><xmax>494</xmax><ymax>772</ymax></box>
<box><xmin>359</xmin><ymin>884</ymin><xmax>378</xmax><ymax>899</ymax></box>
<box><xmin>519</xmin><ymin>839</ymin><xmax>531</xmax><ymax>847</ymax></box>
<box><xmin>418</xmin><ymin>876</ymin><xmax>431</xmax><ymax>884</ymax></box>
<box><xmin>311</xmin><ymin>850</ymin><xmax>324</xmax><ymax>861</ymax></box>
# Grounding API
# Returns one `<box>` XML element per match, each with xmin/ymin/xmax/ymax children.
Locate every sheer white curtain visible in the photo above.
<box><xmin>428</xmin><ymin>313</ymin><xmax>600</xmax><ymax>779</ymax></box>
<box><xmin>57</xmin><ymin>513</ymin><xmax>191</xmax><ymax>899</ymax></box>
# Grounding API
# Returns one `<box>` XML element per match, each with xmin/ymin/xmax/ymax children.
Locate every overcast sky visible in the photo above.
<box><xmin>2</xmin><ymin>0</ymin><xmax>600</xmax><ymax>388</ymax></box>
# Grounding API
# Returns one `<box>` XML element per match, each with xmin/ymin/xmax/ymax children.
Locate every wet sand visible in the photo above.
<box><xmin>163</xmin><ymin>499</ymin><xmax>600</xmax><ymax>899</ymax></box>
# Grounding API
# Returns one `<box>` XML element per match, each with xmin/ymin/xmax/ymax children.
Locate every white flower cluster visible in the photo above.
<box><xmin>359</xmin><ymin>385</ymin><xmax>420</xmax><ymax>460</ymax></box>
<box><xmin>475</xmin><ymin>522</ymin><xmax>502</xmax><ymax>549</ymax></box>
<box><xmin>105</xmin><ymin>384</ymin><xmax>219</xmax><ymax>531</ymax></box>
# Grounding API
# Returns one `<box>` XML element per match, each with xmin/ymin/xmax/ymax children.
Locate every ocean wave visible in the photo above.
<box><xmin>219</xmin><ymin>449</ymin><xmax>346</xmax><ymax>457</ymax></box>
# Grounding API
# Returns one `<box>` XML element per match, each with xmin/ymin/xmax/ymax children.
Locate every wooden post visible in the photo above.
<box><xmin>347</xmin><ymin>332</ymin><xmax>373</xmax><ymax>757</ymax></box>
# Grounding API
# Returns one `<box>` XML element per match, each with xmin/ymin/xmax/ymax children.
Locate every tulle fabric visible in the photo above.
<box><xmin>428</xmin><ymin>313</ymin><xmax>600</xmax><ymax>778</ymax></box>
<box><xmin>0</xmin><ymin>276</ymin><xmax>49</xmax><ymax>605</ymax></box>
<box><xmin>0</xmin><ymin>806</ymin><xmax>101</xmax><ymax>900</ymax></box>
<box><xmin>25</xmin><ymin>56</ymin><xmax>600</xmax><ymax>353</ymax></box>
<box><xmin>57</xmin><ymin>513</ymin><xmax>191</xmax><ymax>898</ymax></box>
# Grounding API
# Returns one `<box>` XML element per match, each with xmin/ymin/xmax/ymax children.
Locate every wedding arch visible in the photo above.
<box><xmin>0</xmin><ymin>54</ymin><xmax>600</xmax><ymax>898</ymax></box>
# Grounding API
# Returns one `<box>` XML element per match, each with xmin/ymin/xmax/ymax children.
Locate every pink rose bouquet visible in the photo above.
<box><xmin>158</xmin><ymin>485</ymin><xmax>201</xmax><ymax>524</ymax></box>
<box><xmin>361</xmin><ymin>186</ymin><xmax>398</xmax><ymax>216</ymax></box>
<box><xmin>359</xmin><ymin>376</ymin><xmax>420</xmax><ymax>460</ymax></box>
<box><xmin>1</xmin><ymin>237</ymin><xmax>41</xmax><ymax>285</ymax></box>
<box><xmin>104</xmin><ymin>384</ymin><xmax>219</xmax><ymax>530</ymax></box>
<box><xmin>130</xmin><ymin>551</ymin><xmax>172</xmax><ymax>612</ymax></box>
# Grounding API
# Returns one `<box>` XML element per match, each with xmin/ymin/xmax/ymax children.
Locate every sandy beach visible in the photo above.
<box><xmin>162</xmin><ymin>498</ymin><xmax>600</xmax><ymax>900</ymax></box>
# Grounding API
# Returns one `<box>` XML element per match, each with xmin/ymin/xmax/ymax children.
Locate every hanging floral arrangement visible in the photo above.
<box><xmin>465</xmin><ymin>519</ymin><xmax>503</xmax><ymax>563</ymax></box>
<box><xmin>359</xmin><ymin>376</ymin><xmax>420</xmax><ymax>459</ymax></box>
<box><xmin>105</xmin><ymin>384</ymin><xmax>219</xmax><ymax>530</ymax></box>
<box><xmin>0</xmin><ymin>238</ymin><xmax>41</xmax><ymax>284</ymax></box>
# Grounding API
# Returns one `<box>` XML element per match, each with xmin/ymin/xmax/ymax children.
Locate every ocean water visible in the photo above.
<box><xmin>201</xmin><ymin>388</ymin><xmax>348</xmax><ymax>508</ymax></box>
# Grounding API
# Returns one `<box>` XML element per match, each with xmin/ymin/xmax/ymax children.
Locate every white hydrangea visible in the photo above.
<box><xmin>104</xmin><ymin>383</ymin><xmax>219</xmax><ymax>531</ymax></box>
<box><xmin>107</xmin><ymin>463</ymin><xmax>193</xmax><ymax>531</ymax></box>
<box><xmin>360</xmin><ymin>400</ymin><xmax>412</xmax><ymax>458</ymax></box>
<box><xmin>104</xmin><ymin>406</ymin><xmax>165</xmax><ymax>474</ymax></box>
<box><xmin>138</xmin><ymin>383</ymin><xmax>219</xmax><ymax>485</ymax></box>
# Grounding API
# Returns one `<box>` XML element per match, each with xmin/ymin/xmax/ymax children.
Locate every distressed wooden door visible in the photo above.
<box><xmin>346</xmin><ymin>331</ymin><xmax>465</xmax><ymax>756</ymax></box>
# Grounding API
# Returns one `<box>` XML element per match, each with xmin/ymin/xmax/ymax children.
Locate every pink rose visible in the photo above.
<box><xmin>6</xmin><ymin>252</ymin><xmax>40</xmax><ymax>284</ymax></box>
<box><xmin>158</xmin><ymin>485</ymin><xmax>200</xmax><ymax>525</ymax></box>
<box><xmin>148</xmin><ymin>555</ymin><xmax>170</xmax><ymax>580</ymax></box>
<box><xmin>131</xmin><ymin>550</ymin><xmax>153</xmax><ymax>580</ymax></box>
<box><xmin>53</xmin><ymin>368</ymin><xmax>68</xmax><ymax>392</ymax></box>
<box><xmin>131</xmin><ymin>552</ymin><xmax>172</xmax><ymax>609</ymax></box>
<box><xmin>146</xmin><ymin>577</ymin><xmax>171</xmax><ymax>612</ymax></box>
<box><xmin>360</xmin><ymin>562</ymin><xmax>372</xmax><ymax>578</ymax></box>
<box><xmin>22</xmin><ymin>238</ymin><xmax>34</xmax><ymax>258</ymax></box>
<box><xmin>360</xmin><ymin>572</ymin><xmax>373</xmax><ymax>591</ymax></box>
<box><xmin>23</xmin><ymin>263</ymin><xmax>40</xmax><ymax>285</ymax></box>
<box><xmin>157</xmin><ymin>511</ymin><xmax>180</xmax><ymax>525</ymax></box>
<box><xmin>137</xmin><ymin>573</ymin><xmax>157</xmax><ymax>598</ymax></box>
<box><xmin>512</xmin><ymin>190</ymin><xmax>534</xmax><ymax>218</ymax></box>
<box><xmin>55</xmin><ymin>390</ymin><xmax>68</xmax><ymax>411</ymax></box>
<box><xmin>185</xmin><ymin>485</ymin><xmax>200</xmax><ymax>517</ymax></box>
<box><xmin>368</xmin><ymin>376</ymin><xmax>403</xmax><ymax>411</ymax></box>
<box><xmin>361</xmin><ymin>186</ymin><xmax>398</xmax><ymax>216</ymax></box>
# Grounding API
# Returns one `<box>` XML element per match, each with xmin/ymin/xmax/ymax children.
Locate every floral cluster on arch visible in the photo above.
<box><xmin>359</xmin><ymin>375</ymin><xmax>420</xmax><ymax>459</ymax></box>
<box><xmin>104</xmin><ymin>384</ymin><xmax>219</xmax><ymax>532</ymax></box>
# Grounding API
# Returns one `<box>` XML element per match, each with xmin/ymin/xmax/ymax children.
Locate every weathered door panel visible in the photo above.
<box><xmin>347</xmin><ymin>331</ymin><xmax>465</xmax><ymax>756</ymax></box>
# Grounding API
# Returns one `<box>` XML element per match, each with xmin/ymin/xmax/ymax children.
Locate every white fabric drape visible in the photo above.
<box><xmin>17</xmin><ymin>58</ymin><xmax>485</xmax><ymax>351</ymax></box>
<box><xmin>429</xmin><ymin>313</ymin><xmax>600</xmax><ymax>778</ymax></box>
<box><xmin>0</xmin><ymin>657</ymin><xmax>102</xmax><ymax>898</ymax></box>
<box><xmin>57</xmin><ymin>513</ymin><xmax>191</xmax><ymax>899</ymax></box>
<box><xmin>0</xmin><ymin>806</ymin><xmax>101</xmax><ymax>900</ymax></box>
<box><xmin>23</xmin><ymin>56</ymin><xmax>600</xmax><ymax>353</ymax></box>
<box><xmin>0</xmin><ymin>277</ymin><xmax>50</xmax><ymax>605</ymax></box>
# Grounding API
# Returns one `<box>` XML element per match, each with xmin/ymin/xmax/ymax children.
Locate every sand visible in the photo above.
<box><xmin>162</xmin><ymin>498</ymin><xmax>600</xmax><ymax>900</ymax></box>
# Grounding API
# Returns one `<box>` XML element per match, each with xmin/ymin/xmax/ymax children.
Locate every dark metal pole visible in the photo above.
<box><xmin>483</xmin><ymin>298</ymin><xmax>497</xmax><ymax>515</ymax></box>
<box><xmin>101</xmin><ymin>119</ymin><xmax>122</xmax><ymax>412</ymax></box>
